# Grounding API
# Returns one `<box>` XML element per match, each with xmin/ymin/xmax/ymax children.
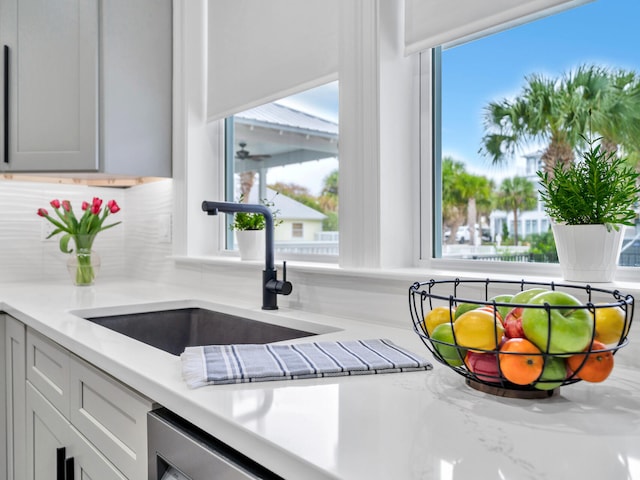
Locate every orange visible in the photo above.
<box><xmin>567</xmin><ymin>340</ymin><xmax>614</xmax><ymax>383</ymax></box>
<box><xmin>453</xmin><ymin>309</ymin><xmax>504</xmax><ymax>351</ymax></box>
<box><xmin>423</xmin><ymin>305</ymin><xmax>456</xmax><ymax>335</ymax></box>
<box><xmin>498</xmin><ymin>338</ymin><xmax>544</xmax><ymax>385</ymax></box>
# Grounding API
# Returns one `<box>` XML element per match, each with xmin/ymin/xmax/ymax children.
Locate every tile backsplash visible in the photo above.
<box><xmin>0</xmin><ymin>179</ymin><xmax>173</xmax><ymax>284</ymax></box>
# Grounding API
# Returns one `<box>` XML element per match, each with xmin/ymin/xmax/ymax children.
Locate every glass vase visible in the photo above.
<box><xmin>67</xmin><ymin>248</ymin><xmax>101</xmax><ymax>286</ymax></box>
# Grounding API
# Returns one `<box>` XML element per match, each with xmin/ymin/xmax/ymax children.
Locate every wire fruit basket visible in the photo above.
<box><xmin>409</xmin><ymin>279</ymin><xmax>634</xmax><ymax>398</ymax></box>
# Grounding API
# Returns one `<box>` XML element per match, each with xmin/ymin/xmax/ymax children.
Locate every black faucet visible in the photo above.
<box><xmin>201</xmin><ymin>200</ymin><xmax>292</xmax><ymax>310</ymax></box>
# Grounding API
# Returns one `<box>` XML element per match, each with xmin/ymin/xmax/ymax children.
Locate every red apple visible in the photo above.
<box><xmin>465</xmin><ymin>350</ymin><xmax>502</xmax><ymax>383</ymax></box>
<box><xmin>504</xmin><ymin>307</ymin><xmax>526</xmax><ymax>338</ymax></box>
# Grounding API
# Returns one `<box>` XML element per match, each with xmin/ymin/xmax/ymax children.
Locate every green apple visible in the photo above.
<box><xmin>521</xmin><ymin>291</ymin><xmax>594</xmax><ymax>355</ymax></box>
<box><xmin>430</xmin><ymin>323</ymin><xmax>467</xmax><ymax>366</ymax></box>
<box><xmin>489</xmin><ymin>294</ymin><xmax>513</xmax><ymax>320</ymax></box>
<box><xmin>534</xmin><ymin>356</ymin><xmax>567</xmax><ymax>390</ymax></box>
<box><xmin>454</xmin><ymin>302</ymin><xmax>481</xmax><ymax>320</ymax></box>
<box><xmin>511</xmin><ymin>287</ymin><xmax>548</xmax><ymax>305</ymax></box>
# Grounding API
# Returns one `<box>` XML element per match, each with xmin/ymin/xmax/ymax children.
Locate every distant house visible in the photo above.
<box><xmin>248</xmin><ymin>187</ymin><xmax>326</xmax><ymax>242</ymax></box>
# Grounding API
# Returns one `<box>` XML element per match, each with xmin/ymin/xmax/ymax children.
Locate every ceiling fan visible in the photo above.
<box><xmin>236</xmin><ymin>142</ymin><xmax>271</xmax><ymax>161</ymax></box>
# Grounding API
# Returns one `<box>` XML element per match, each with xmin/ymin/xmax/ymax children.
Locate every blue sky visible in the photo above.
<box><xmin>277</xmin><ymin>81</ymin><xmax>339</xmax><ymax>123</ymax></box>
<box><xmin>442</xmin><ymin>0</ymin><xmax>640</xmax><ymax>181</ymax></box>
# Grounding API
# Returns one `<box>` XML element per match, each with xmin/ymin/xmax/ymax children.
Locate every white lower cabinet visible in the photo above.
<box><xmin>3</xmin><ymin>314</ymin><xmax>26</xmax><ymax>480</ymax></box>
<box><xmin>3</xmin><ymin>322</ymin><xmax>155</xmax><ymax>480</ymax></box>
<box><xmin>26</xmin><ymin>382</ymin><xmax>126</xmax><ymax>480</ymax></box>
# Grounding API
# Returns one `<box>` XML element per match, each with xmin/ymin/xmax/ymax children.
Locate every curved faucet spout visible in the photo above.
<box><xmin>202</xmin><ymin>201</ymin><xmax>274</xmax><ymax>270</ymax></box>
<box><xmin>201</xmin><ymin>200</ymin><xmax>292</xmax><ymax>310</ymax></box>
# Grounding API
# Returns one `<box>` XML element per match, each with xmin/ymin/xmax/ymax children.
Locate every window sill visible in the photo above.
<box><xmin>172</xmin><ymin>254</ymin><xmax>640</xmax><ymax>299</ymax></box>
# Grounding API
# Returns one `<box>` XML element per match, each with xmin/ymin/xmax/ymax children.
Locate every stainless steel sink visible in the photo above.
<box><xmin>82</xmin><ymin>307</ymin><xmax>317</xmax><ymax>356</ymax></box>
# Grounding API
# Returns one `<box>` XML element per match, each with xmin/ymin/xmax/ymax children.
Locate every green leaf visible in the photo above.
<box><xmin>59</xmin><ymin>234</ymin><xmax>72</xmax><ymax>254</ymax></box>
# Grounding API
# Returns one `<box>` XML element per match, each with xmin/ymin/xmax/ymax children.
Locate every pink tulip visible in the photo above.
<box><xmin>107</xmin><ymin>199</ymin><xmax>120</xmax><ymax>214</ymax></box>
<box><xmin>37</xmin><ymin>198</ymin><xmax>122</xmax><ymax>258</ymax></box>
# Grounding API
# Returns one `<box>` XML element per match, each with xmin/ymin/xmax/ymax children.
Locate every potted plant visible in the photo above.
<box><xmin>230</xmin><ymin>195</ymin><xmax>281</xmax><ymax>261</ymax></box>
<box><xmin>538</xmin><ymin>134</ymin><xmax>640</xmax><ymax>282</ymax></box>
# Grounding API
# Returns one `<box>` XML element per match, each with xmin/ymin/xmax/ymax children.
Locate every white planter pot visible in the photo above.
<box><xmin>235</xmin><ymin>229</ymin><xmax>265</xmax><ymax>261</ymax></box>
<box><xmin>551</xmin><ymin>223</ymin><xmax>624</xmax><ymax>283</ymax></box>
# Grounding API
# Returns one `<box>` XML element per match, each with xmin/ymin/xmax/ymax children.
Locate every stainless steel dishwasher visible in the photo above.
<box><xmin>148</xmin><ymin>408</ymin><xmax>284</xmax><ymax>480</ymax></box>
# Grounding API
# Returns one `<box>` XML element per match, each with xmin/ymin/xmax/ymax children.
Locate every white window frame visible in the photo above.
<box><xmin>173</xmin><ymin>0</ymin><xmax>639</xmax><ymax>289</ymax></box>
<box><xmin>419</xmin><ymin>33</ymin><xmax>640</xmax><ymax>285</ymax></box>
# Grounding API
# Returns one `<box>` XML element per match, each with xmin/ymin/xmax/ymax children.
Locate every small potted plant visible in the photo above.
<box><xmin>538</xmin><ymin>134</ymin><xmax>640</xmax><ymax>282</ymax></box>
<box><xmin>230</xmin><ymin>194</ymin><xmax>281</xmax><ymax>261</ymax></box>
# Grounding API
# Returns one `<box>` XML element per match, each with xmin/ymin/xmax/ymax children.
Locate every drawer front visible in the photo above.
<box><xmin>69</xmin><ymin>357</ymin><xmax>154</xmax><ymax>480</ymax></box>
<box><xmin>26</xmin><ymin>328</ymin><xmax>70</xmax><ymax>416</ymax></box>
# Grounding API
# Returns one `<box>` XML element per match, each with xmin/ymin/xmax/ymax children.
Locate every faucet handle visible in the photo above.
<box><xmin>279</xmin><ymin>261</ymin><xmax>292</xmax><ymax>295</ymax></box>
<box><xmin>265</xmin><ymin>262</ymin><xmax>293</xmax><ymax>296</ymax></box>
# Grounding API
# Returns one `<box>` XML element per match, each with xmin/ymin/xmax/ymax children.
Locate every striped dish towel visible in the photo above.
<box><xmin>181</xmin><ymin>339</ymin><xmax>432</xmax><ymax>388</ymax></box>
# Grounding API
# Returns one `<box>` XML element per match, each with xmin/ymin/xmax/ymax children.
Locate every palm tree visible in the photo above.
<box><xmin>442</xmin><ymin>157</ymin><xmax>493</xmax><ymax>244</ymax></box>
<box><xmin>442</xmin><ymin>158</ymin><xmax>466</xmax><ymax>239</ymax></box>
<box><xmin>319</xmin><ymin>169</ymin><xmax>339</xmax><ymax>214</ymax></box>
<box><xmin>565</xmin><ymin>65</ymin><xmax>640</xmax><ymax>156</ymax></box>
<box><xmin>480</xmin><ymin>64</ymin><xmax>640</xmax><ymax>173</ymax></box>
<box><xmin>463</xmin><ymin>174</ymin><xmax>494</xmax><ymax>245</ymax></box>
<box><xmin>496</xmin><ymin>177</ymin><xmax>538</xmax><ymax>246</ymax></box>
<box><xmin>480</xmin><ymin>73</ymin><xmax>582</xmax><ymax>173</ymax></box>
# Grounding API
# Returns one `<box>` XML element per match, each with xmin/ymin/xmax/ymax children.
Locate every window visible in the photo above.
<box><xmin>292</xmin><ymin>223</ymin><xmax>304</xmax><ymax>238</ymax></box>
<box><xmin>224</xmin><ymin>82</ymin><xmax>339</xmax><ymax>259</ymax></box>
<box><xmin>433</xmin><ymin>0</ymin><xmax>640</xmax><ymax>269</ymax></box>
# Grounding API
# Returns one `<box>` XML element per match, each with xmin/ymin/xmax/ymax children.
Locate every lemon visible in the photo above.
<box><xmin>593</xmin><ymin>304</ymin><xmax>629</xmax><ymax>344</ymax></box>
<box><xmin>453</xmin><ymin>309</ymin><xmax>504</xmax><ymax>351</ymax></box>
<box><xmin>423</xmin><ymin>305</ymin><xmax>456</xmax><ymax>335</ymax></box>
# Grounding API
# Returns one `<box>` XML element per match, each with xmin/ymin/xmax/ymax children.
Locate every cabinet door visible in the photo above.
<box><xmin>5</xmin><ymin>316</ymin><xmax>26</xmax><ymax>480</ymax></box>
<box><xmin>100</xmin><ymin>0</ymin><xmax>173</xmax><ymax>177</ymax></box>
<box><xmin>1</xmin><ymin>315</ymin><xmax>6</xmax><ymax>480</ymax></box>
<box><xmin>0</xmin><ymin>0</ymin><xmax>98</xmax><ymax>171</ymax></box>
<box><xmin>26</xmin><ymin>382</ymin><xmax>127</xmax><ymax>480</ymax></box>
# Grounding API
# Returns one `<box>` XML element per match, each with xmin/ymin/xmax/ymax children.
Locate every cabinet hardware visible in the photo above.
<box><xmin>3</xmin><ymin>45</ymin><xmax>8</xmax><ymax>163</ymax></box>
<box><xmin>65</xmin><ymin>457</ymin><xmax>75</xmax><ymax>480</ymax></box>
<box><xmin>56</xmin><ymin>447</ymin><xmax>76</xmax><ymax>480</ymax></box>
<box><xmin>56</xmin><ymin>447</ymin><xmax>66</xmax><ymax>480</ymax></box>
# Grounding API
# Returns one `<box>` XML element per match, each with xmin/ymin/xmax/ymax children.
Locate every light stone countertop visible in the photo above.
<box><xmin>2</xmin><ymin>279</ymin><xmax>639</xmax><ymax>480</ymax></box>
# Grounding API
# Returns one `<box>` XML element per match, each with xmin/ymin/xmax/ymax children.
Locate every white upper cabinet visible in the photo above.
<box><xmin>0</xmin><ymin>0</ymin><xmax>172</xmax><ymax>177</ymax></box>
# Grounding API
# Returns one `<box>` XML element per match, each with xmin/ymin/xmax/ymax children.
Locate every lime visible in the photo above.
<box><xmin>533</xmin><ymin>356</ymin><xmax>567</xmax><ymax>390</ymax></box>
<box><xmin>454</xmin><ymin>302</ymin><xmax>481</xmax><ymax>320</ymax></box>
<box><xmin>431</xmin><ymin>323</ymin><xmax>466</xmax><ymax>366</ymax></box>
